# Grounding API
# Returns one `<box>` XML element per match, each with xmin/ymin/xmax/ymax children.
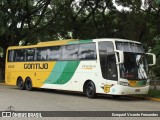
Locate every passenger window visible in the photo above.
<box><xmin>48</xmin><ymin>46</ymin><xmax>61</xmax><ymax>60</ymax></box>
<box><xmin>8</xmin><ymin>50</ymin><xmax>15</xmax><ymax>62</ymax></box>
<box><xmin>36</xmin><ymin>48</ymin><xmax>48</xmax><ymax>61</ymax></box>
<box><xmin>62</xmin><ymin>45</ymin><xmax>78</xmax><ymax>60</ymax></box>
<box><xmin>78</xmin><ymin>43</ymin><xmax>97</xmax><ymax>60</ymax></box>
<box><xmin>14</xmin><ymin>49</ymin><xmax>25</xmax><ymax>62</ymax></box>
<box><xmin>25</xmin><ymin>49</ymin><xmax>35</xmax><ymax>61</ymax></box>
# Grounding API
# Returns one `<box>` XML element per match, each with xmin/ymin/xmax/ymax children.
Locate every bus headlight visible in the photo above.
<box><xmin>118</xmin><ymin>81</ymin><xmax>129</xmax><ymax>86</ymax></box>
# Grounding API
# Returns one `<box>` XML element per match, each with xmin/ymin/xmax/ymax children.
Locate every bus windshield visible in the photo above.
<box><xmin>120</xmin><ymin>52</ymin><xmax>148</xmax><ymax>80</ymax></box>
<box><xmin>116</xmin><ymin>42</ymin><xmax>144</xmax><ymax>53</ymax></box>
<box><xmin>116</xmin><ymin>42</ymin><xmax>148</xmax><ymax>80</ymax></box>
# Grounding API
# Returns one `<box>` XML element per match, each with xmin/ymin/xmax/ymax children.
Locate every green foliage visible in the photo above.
<box><xmin>0</xmin><ymin>0</ymin><xmax>160</xmax><ymax>77</ymax></box>
<box><xmin>151</xmin><ymin>36</ymin><xmax>160</xmax><ymax>78</ymax></box>
<box><xmin>147</xmin><ymin>89</ymin><xmax>160</xmax><ymax>98</ymax></box>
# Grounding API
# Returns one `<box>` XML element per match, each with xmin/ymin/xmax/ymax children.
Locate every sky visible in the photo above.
<box><xmin>112</xmin><ymin>0</ymin><xmax>131</xmax><ymax>11</ymax></box>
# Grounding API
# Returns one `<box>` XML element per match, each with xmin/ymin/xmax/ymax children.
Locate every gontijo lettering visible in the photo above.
<box><xmin>24</xmin><ymin>63</ymin><xmax>48</xmax><ymax>69</ymax></box>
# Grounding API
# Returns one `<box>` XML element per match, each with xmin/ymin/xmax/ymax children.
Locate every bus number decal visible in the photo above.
<box><xmin>104</xmin><ymin>85</ymin><xmax>112</xmax><ymax>93</ymax></box>
<box><xmin>8</xmin><ymin>65</ymin><xmax>14</xmax><ymax>68</ymax></box>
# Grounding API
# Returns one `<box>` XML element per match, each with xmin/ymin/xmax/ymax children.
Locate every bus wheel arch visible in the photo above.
<box><xmin>83</xmin><ymin>80</ymin><xmax>96</xmax><ymax>98</ymax></box>
<box><xmin>17</xmin><ymin>76</ymin><xmax>25</xmax><ymax>90</ymax></box>
<box><xmin>25</xmin><ymin>77</ymin><xmax>33</xmax><ymax>91</ymax></box>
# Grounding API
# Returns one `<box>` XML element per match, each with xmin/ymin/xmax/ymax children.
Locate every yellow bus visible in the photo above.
<box><xmin>5</xmin><ymin>38</ymin><xmax>156</xmax><ymax>98</ymax></box>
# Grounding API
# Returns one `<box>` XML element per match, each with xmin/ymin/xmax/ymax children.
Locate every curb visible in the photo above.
<box><xmin>145</xmin><ymin>97</ymin><xmax>160</xmax><ymax>102</ymax></box>
<box><xmin>130</xmin><ymin>95</ymin><xmax>160</xmax><ymax>102</ymax></box>
<box><xmin>0</xmin><ymin>83</ymin><xmax>5</xmax><ymax>85</ymax></box>
<box><xmin>0</xmin><ymin>83</ymin><xmax>15</xmax><ymax>86</ymax></box>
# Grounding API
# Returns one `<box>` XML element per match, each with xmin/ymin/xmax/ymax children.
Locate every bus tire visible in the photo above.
<box><xmin>25</xmin><ymin>78</ymin><xmax>33</xmax><ymax>91</ymax></box>
<box><xmin>17</xmin><ymin>77</ymin><xmax>25</xmax><ymax>90</ymax></box>
<box><xmin>112</xmin><ymin>95</ymin><xmax>121</xmax><ymax>98</ymax></box>
<box><xmin>85</xmin><ymin>81</ymin><xmax>96</xmax><ymax>98</ymax></box>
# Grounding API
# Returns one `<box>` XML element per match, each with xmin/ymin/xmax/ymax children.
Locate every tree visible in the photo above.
<box><xmin>0</xmin><ymin>0</ymin><xmax>62</xmax><ymax>48</ymax></box>
<box><xmin>0</xmin><ymin>0</ymin><xmax>160</xmax><ymax>79</ymax></box>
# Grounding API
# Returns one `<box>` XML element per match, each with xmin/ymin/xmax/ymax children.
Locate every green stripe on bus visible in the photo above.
<box><xmin>67</xmin><ymin>39</ymin><xmax>93</xmax><ymax>44</ymax></box>
<box><xmin>44</xmin><ymin>62</ymin><xmax>67</xmax><ymax>84</ymax></box>
<box><xmin>54</xmin><ymin>61</ymin><xmax>80</xmax><ymax>84</ymax></box>
<box><xmin>137</xmin><ymin>80</ymin><xmax>147</xmax><ymax>87</ymax></box>
<box><xmin>44</xmin><ymin>61</ymin><xmax>80</xmax><ymax>84</ymax></box>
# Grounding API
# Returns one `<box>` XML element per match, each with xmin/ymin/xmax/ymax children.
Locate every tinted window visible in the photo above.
<box><xmin>36</xmin><ymin>48</ymin><xmax>48</xmax><ymax>61</ymax></box>
<box><xmin>62</xmin><ymin>45</ymin><xmax>78</xmax><ymax>60</ymax></box>
<box><xmin>99</xmin><ymin>41</ymin><xmax>117</xmax><ymax>80</ymax></box>
<box><xmin>8</xmin><ymin>50</ymin><xmax>15</xmax><ymax>62</ymax></box>
<box><xmin>116</xmin><ymin>42</ymin><xmax>144</xmax><ymax>53</ymax></box>
<box><xmin>78</xmin><ymin>43</ymin><xmax>96</xmax><ymax>60</ymax></box>
<box><xmin>25</xmin><ymin>49</ymin><xmax>35</xmax><ymax>61</ymax></box>
<box><xmin>99</xmin><ymin>42</ymin><xmax>114</xmax><ymax>55</ymax></box>
<box><xmin>48</xmin><ymin>46</ymin><xmax>61</xmax><ymax>60</ymax></box>
<box><xmin>14</xmin><ymin>49</ymin><xmax>25</xmax><ymax>61</ymax></box>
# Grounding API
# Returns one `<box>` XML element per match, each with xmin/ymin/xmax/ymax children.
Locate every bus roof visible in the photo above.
<box><xmin>93</xmin><ymin>38</ymin><xmax>141</xmax><ymax>44</ymax></box>
<box><xmin>7</xmin><ymin>38</ymin><xmax>141</xmax><ymax>50</ymax></box>
<box><xmin>37</xmin><ymin>39</ymin><xmax>77</xmax><ymax>45</ymax></box>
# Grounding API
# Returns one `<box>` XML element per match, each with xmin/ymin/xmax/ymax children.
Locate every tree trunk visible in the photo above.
<box><xmin>0</xmin><ymin>59</ymin><xmax>5</xmax><ymax>83</ymax></box>
<box><xmin>0</xmin><ymin>69</ymin><xmax>5</xmax><ymax>83</ymax></box>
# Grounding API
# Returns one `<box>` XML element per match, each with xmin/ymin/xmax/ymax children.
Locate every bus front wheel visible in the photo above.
<box><xmin>25</xmin><ymin>78</ymin><xmax>33</xmax><ymax>91</ymax></box>
<box><xmin>17</xmin><ymin>77</ymin><xmax>25</xmax><ymax>90</ymax></box>
<box><xmin>85</xmin><ymin>81</ymin><xmax>96</xmax><ymax>98</ymax></box>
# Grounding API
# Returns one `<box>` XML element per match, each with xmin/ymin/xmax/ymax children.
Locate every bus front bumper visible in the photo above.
<box><xmin>100</xmin><ymin>84</ymin><xmax>149</xmax><ymax>95</ymax></box>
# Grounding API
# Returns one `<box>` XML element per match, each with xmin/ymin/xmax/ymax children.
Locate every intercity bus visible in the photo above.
<box><xmin>5</xmin><ymin>38</ymin><xmax>156</xmax><ymax>98</ymax></box>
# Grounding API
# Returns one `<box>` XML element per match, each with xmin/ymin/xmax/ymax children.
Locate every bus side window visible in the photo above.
<box><xmin>25</xmin><ymin>49</ymin><xmax>35</xmax><ymax>61</ymax></box>
<box><xmin>36</xmin><ymin>48</ymin><xmax>47</xmax><ymax>61</ymax></box>
<box><xmin>78</xmin><ymin>43</ymin><xmax>97</xmax><ymax>60</ymax></box>
<box><xmin>48</xmin><ymin>46</ymin><xmax>61</xmax><ymax>60</ymax></box>
<box><xmin>8</xmin><ymin>50</ymin><xmax>15</xmax><ymax>62</ymax></box>
<box><xmin>62</xmin><ymin>45</ymin><xmax>78</xmax><ymax>60</ymax></box>
<box><xmin>14</xmin><ymin>49</ymin><xmax>25</xmax><ymax>62</ymax></box>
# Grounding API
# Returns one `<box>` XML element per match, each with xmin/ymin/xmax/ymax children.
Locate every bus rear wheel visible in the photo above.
<box><xmin>17</xmin><ymin>77</ymin><xmax>25</xmax><ymax>90</ymax></box>
<box><xmin>25</xmin><ymin>78</ymin><xmax>33</xmax><ymax>91</ymax></box>
<box><xmin>85</xmin><ymin>81</ymin><xmax>96</xmax><ymax>98</ymax></box>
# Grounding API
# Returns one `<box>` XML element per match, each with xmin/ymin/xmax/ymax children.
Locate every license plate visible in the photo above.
<box><xmin>135</xmin><ymin>89</ymin><xmax>140</xmax><ymax>92</ymax></box>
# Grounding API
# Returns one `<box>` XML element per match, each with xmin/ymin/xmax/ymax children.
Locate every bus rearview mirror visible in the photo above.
<box><xmin>115</xmin><ymin>50</ymin><xmax>124</xmax><ymax>64</ymax></box>
<box><xmin>146</xmin><ymin>53</ymin><xmax>156</xmax><ymax>66</ymax></box>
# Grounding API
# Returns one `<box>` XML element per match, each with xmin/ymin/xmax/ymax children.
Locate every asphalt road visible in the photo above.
<box><xmin>0</xmin><ymin>84</ymin><xmax>160</xmax><ymax>120</ymax></box>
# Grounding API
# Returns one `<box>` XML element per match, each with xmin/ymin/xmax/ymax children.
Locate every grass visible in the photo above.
<box><xmin>146</xmin><ymin>89</ymin><xmax>160</xmax><ymax>98</ymax></box>
<box><xmin>133</xmin><ymin>89</ymin><xmax>160</xmax><ymax>99</ymax></box>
